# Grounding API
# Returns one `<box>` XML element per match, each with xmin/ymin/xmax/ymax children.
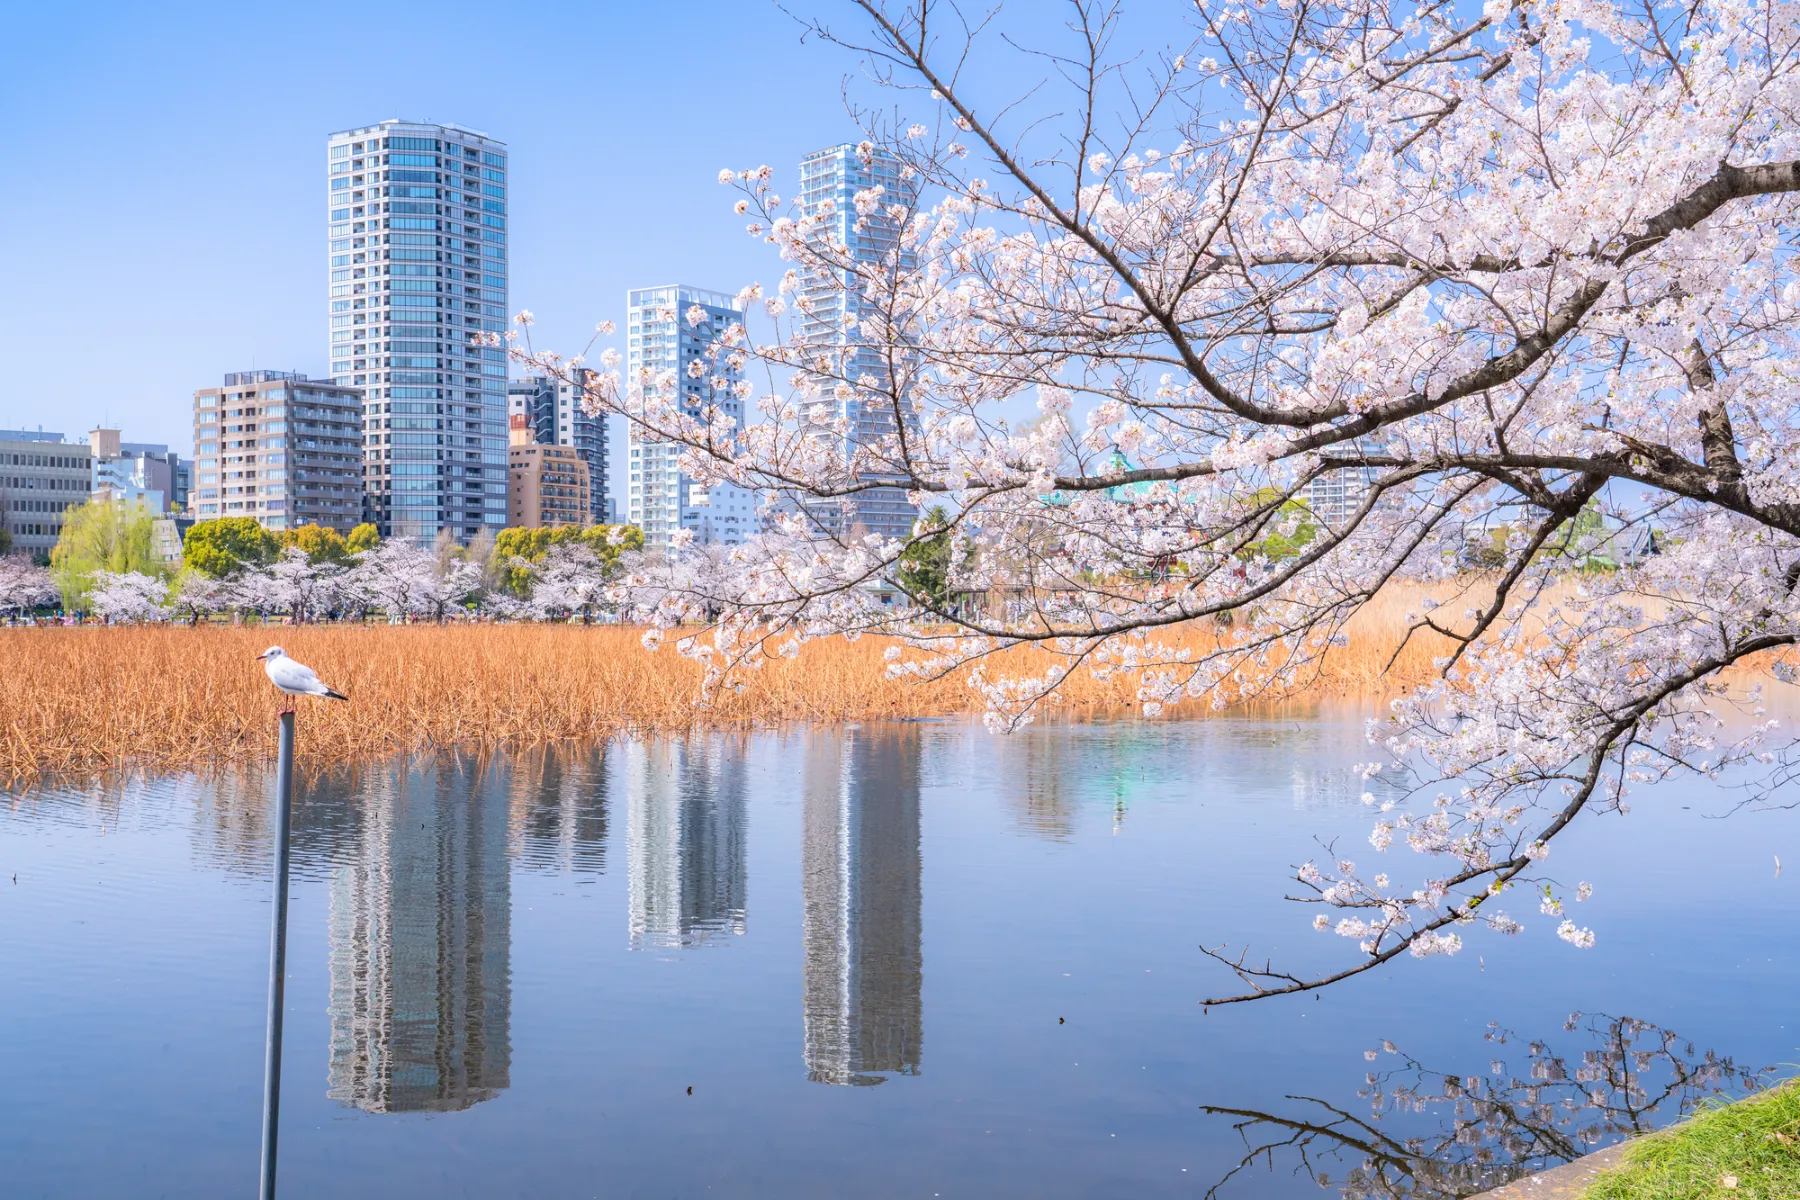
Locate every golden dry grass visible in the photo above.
<box><xmin>0</xmin><ymin>588</ymin><xmax>1469</xmax><ymax>782</ymax></box>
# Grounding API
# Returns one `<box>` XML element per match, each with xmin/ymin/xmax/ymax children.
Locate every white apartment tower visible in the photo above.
<box><xmin>795</xmin><ymin>143</ymin><xmax>922</xmax><ymax>544</ymax></box>
<box><xmin>624</xmin><ymin>285</ymin><xmax>755</xmax><ymax>553</ymax></box>
<box><xmin>328</xmin><ymin>120</ymin><xmax>511</xmax><ymax>542</ymax></box>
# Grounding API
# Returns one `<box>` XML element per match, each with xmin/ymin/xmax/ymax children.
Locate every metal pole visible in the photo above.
<box><xmin>259</xmin><ymin>711</ymin><xmax>295</xmax><ymax>1200</ymax></box>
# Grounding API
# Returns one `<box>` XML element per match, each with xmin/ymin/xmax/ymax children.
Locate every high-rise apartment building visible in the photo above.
<box><xmin>508</xmin><ymin>370</ymin><xmax>608</xmax><ymax>524</ymax></box>
<box><xmin>625</xmin><ymin>285</ymin><xmax>756</xmax><ymax>553</ymax></box>
<box><xmin>795</xmin><ymin>143</ymin><xmax>922</xmax><ymax>544</ymax></box>
<box><xmin>0</xmin><ymin>429</ymin><xmax>88</xmax><ymax>556</ymax></box>
<box><xmin>507</xmin><ymin>415</ymin><xmax>590</xmax><ymax>528</ymax></box>
<box><xmin>328</xmin><ymin>120</ymin><xmax>511</xmax><ymax>541</ymax></box>
<box><xmin>1301</xmin><ymin>437</ymin><xmax>1383</xmax><ymax>527</ymax></box>
<box><xmin>192</xmin><ymin>370</ymin><xmax>364</xmax><ymax>531</ymax></box>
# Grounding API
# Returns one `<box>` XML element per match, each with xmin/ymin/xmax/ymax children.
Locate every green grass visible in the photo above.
<box><xmin>1583</xmin><ymin>1077</ymin><xmax>1800</xmax><ymax>1199</ymax></box>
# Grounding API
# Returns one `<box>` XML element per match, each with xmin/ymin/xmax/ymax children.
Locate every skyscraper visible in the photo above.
<box><xmin>508</xmin><ymin>370</ymin><xmax>609</xmax><ymax>524</ymax></box>
<box><xmin>328</xmin><ymin>120</ymin><xmax>511</xmax><ymax>541</ymax></box>
<box><xmin>801</xmin><ymin>726</ymin><xmax>923</xmax><ymax>1086</ymax></box>
<box><xmin>624</xmin><ymin>285</ymin><xmax>756</xmax><ymax>553</ymax></box>
<box><xmin>794</xmin><ymin>143</ymin><xmax>922</xmax><ymax>544</ymax></box>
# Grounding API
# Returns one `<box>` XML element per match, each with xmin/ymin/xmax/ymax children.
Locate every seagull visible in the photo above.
<box><xmin>255</xmin><ymin>646</ymin><xmax>349</xmax><ymax>712</ymax></box>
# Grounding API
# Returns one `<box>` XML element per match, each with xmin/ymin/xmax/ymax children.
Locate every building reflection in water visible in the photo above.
<box><xmin>508</xmin><ymin>743</ymin><xmax>610</xmax><ymax>876</ymax></box>
<box><xmin>626</xmin><ymin>739</ymin><xmax>748</xmax><ymax>949</ymax></box>
<box><xmin>326</xmin><ymin>759</ymin><xmax>513</xmax><ymax>1113</ymax></box>
<box><xmin>801</xmin><ymin>725</ymin><xmax>923</xmax><ymax>1086</ymax></box>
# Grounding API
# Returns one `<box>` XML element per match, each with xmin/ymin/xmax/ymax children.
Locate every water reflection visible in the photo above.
<box><xmin>801</xmin><ymin>726</ymin><xmax>923</xmax><ymax>1086</ymax></box>
<box><xmin>626</xmin><ymin>739</ymin><xmax>748</xmax><ymax>949</ymax></box>
<box><xmin>326</xmin><ymin>762</ymin><xmax>513</xmax><ymax>1113</ymax></box>
<box><xmin>508</xmin><ymin>744</ymin><xmax>609</xmax><ymax>875</ymax></box>
<box><xmin>1201</xmin><ymin>1012</ymin><xmax>1773</xmax><ymax>1199</ymax></box>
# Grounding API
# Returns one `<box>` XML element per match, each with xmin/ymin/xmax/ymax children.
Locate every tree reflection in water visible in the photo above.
<box><xmin>1201</xmin><ymin>1012</ymin><xmax>1774</xmax><ymax>1199</ymax></box>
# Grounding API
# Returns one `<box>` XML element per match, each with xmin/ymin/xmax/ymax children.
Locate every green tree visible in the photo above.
<box><xmin>182</xmin><ymin>517</ymin><xmax>280</xmax><ymax>578</ymax></box>
<box><xmin>896</xmin><ymin>506</ymin><xmax>955</xmax><ymax>610</ymax></box>
<box><xmin>280</xmin><ymin>523</ymin><xmax>350</xmax><ymax>564</ymax></box>
<box><xmin>492</xmin><ymin>523</ymin><xmax>644</xmax><ymax>595</ymax></box>
<box><xmin>1247</xmin><ymin>496</ymin><xmax>1320</xmax><ymax>562</ymax></box>
<box><xmin>50</xmin><ymin>500</ymin><xmax>167</xmax><ymax>609</ymax></box>
<box><xmin>0</xmin><ymin>527</ymin><xmax>10</xmax><ymax>556</ymax></box>
<box><xmin>345</xmin><ymin>523</ymin><xmax>381</xmax><ymax>554</ymax></box>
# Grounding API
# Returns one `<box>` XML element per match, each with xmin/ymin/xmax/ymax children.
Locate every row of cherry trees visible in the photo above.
<box><xmin>0</xmin><ymin>539</ymin><xmax>636</xmax><ymax>624</ymax></box>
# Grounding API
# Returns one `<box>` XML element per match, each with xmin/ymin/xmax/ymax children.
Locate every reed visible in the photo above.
<box><xmin>0</xmin><ymin>592</ymin><xmax>1464</xmax><ymax>782</ymax></box>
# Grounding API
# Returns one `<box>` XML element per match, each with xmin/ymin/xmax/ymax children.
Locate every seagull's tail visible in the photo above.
<box><xmin>322</xmin><ymin>688</ymin><xmax>350</xmax><ymax>701</ymax></box>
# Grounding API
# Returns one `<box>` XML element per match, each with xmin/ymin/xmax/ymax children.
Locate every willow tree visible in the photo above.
<box><xmin>50</xmin><ymin>500</ymin><xmax>166</xmax><ymax>610</ymax></box>
<box><xmin>516</xmin><ymin>0</ymin><xmax>1800</xmax><ymax>1000</ymax></box>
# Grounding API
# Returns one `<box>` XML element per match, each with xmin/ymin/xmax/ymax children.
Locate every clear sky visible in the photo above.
<box><xmin>0</xmin><ymin>0</ymin><xmax>898</xmax><ymax>512</ymax></box>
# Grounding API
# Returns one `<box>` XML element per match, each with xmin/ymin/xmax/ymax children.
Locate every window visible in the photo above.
<box><xmin>331</xmin><ymin>144</ymin><xmax>349</xmax><ymax>160</ymax></box>
<box><xmin>390</xmin><ymin>136</ymin><xmax>438</xmax><ymax>151</ymax></box>
<box><xmin>481</xmin><ymin>151</ymin><xmax>504</xmax><ymax>167</ymax></box>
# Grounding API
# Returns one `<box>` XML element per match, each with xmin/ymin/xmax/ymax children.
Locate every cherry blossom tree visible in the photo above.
<box><xmin>0</xmin><ymin>555</ymin><xmax>57</xmax><ymax>617</ymax></box>
<box><xmin>89</xmin><ymin>571</ymin><xmax>171</xmax><ymax>623</ymax></box>
<box><xmin>344</xmin><ymin>538</ymin><xmax>481</xmax><ymax>621</ymax></box>
<box><xmin>168</xmin><ymin>571</ymin><xmax>230</xmax><ymax>626</ymax></box>
<box><xmin>240</xmin><ymin>547</ymin><xmax>345</xmax><ymax>623</ymax></box>
<box><xmin>522</xmin><ymin>543</ymin><xmax>613</xmax><ymax>622</ymax></box>
<box><xmin>513</xmin><ymin>0</ymin><xmax>1800</xmax><ymax>999</ymax></box>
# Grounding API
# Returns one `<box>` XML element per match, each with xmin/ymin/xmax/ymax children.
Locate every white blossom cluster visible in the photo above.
<box><xmin>0</xmin><ymin>555</ymin><xmax>58</xmax><ymax>615</ymax></box>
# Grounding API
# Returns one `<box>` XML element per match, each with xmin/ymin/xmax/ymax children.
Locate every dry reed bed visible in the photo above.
<box><xmin>1</xmin><ymin>603</ymin><xmax>1460</xmax><ymax>782</ymax></box>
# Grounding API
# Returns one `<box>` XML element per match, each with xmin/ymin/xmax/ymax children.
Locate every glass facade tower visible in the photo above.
<box><xmin>795</xmin><ymin>143</ymin><xmax>922</xmax><ymax>544</ymax></box>
<box><xmin>327</xmin><ymin>120</ymin><xmax>510</xmax><ymax>541</ymax></box>
<box><xmin>625</xmin><ymin>285</ymin><xmax>755</xmax><ymax>553</ymax></box>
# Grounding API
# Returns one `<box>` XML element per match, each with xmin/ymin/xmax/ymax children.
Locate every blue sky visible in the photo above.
<box><xmin>0</xmin><ymin>1</ymin><xmax>895</xmax><ymax>509</ymax></box>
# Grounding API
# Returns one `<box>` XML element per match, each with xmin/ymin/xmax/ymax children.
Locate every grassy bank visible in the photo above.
<box><xmin>1584</xmin><ymin>1079</ymin><xmax>1800</xmax><ymax>1199</ymax></box>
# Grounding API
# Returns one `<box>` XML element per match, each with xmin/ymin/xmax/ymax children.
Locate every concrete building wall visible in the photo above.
<box><xmin>193</xmin><ymin>370</ymin><xmax>364</xmax><ymax>532</ymax></box>
<box><xmin>0</xmin><ymin>431</ymin><xmax>89</xmax><ymax>556</ymax></box>
<box><xmin>507</xmin><ymin>417</ymin><xmax>590</xmax><ymax>529</ymax></box>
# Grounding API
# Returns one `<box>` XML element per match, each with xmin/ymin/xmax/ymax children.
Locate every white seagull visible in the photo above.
<box><xmin>255</xmin><ymin>646</ymin><xmax>349</xmax><ymax>712</ymax></box>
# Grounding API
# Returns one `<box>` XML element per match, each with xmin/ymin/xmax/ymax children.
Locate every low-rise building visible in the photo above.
<box><xmin>0</xmin><ymin>429</ymin><xmax>90</xmax><ymax>557</ymax></box>
<box><xmin>90</xmin><ymin>428</ymin><xmax>181</xmax><ymax>512</ymax></box>
<box><xmin>193</xmin><ymin>370</ymin><xmax>364</xmax><ymax>532</ymax></box>
<box><xmin>507</xmin><ymin>415</ymin><xmax>590</xmax><ymax>528</ymax></box>
<box><xmin>508</xmin><ymin>371</ymin><xmax>610</xmax><ymax>525</ymax></box>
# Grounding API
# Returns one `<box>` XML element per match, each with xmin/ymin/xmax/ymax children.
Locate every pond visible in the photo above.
<box><xmin>1</xmin><ymin>715</ymin><xmax>1795</xmax><ymax>1198</ymax></box>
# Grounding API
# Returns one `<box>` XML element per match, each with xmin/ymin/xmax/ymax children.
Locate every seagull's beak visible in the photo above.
<box><xmin>253</xmin><ymin>652</ymin><xmax>267</xmax><ymax>660</ymax></box>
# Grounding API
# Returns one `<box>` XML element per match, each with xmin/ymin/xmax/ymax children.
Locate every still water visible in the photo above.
<box><xmin>1</xmin><ymin>716</ymin><xmax>1795</xmax><ymax>1198</ymax></box>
